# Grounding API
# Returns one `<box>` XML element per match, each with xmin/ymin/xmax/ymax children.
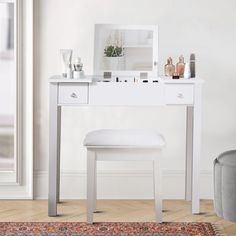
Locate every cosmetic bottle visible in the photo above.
<box><xmin>172</xmin><ymin>72</ymin><xmax>180</xmax><ymax>79</ymax></box>
<box><xmin>66</xmin><ymin>64</ymin><xmax>73</xmax><ymax>79</ymax></box>
<box><xmin>190</xmin><ymin>53</ymin><xmax>195</xmax><ymax>78</ymax></box>
<box><xmin>60</xmin><ymin>49</ymin><xmax>72</xmax><ymax>78</ymax></box>
<box><xmin>74</xmin><ymin>57</ymin><xmax>83</xmax><ymax>72</ymax></box>
<box><xmin>184</xmin><ymin>62</ymin><xmax>191</xmax><ymax>79</ymax></box>
<box><xmin>73</xmin><ymin>57</ymin><xmax>85</xmax><ymax>79</ymax></box>
<box><xmin>164</xmin><ymin>57</ymin><xmax>175</xmax><ymax>76</ymax></box>
<box><xmin>176</xmin><ymin>55</ymin><xmax>185</xmax><ymax>77</ymax></box>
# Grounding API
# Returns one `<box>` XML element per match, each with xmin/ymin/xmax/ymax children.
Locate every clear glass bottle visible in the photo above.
<box><xmin>176</xmin><ymin>55</ymin><xmax>185</xmax><ymax>77</ymax></box>
<box><xmin>164</xmin><ymin>57</ymin><xmax>175</xmax><ymax>76</ymax></box>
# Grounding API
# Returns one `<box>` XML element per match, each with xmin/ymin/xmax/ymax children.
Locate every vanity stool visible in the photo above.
<box><xmin>83</xmin><ymin>129</ymin><xmax>165</xmax><ymax>224</ymax></box>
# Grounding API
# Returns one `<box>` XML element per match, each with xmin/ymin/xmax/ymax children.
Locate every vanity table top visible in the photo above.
<box><xmin>49</xmin><ymin>75</ymin><xmax>204</xmax><ymax>84</ymax></box>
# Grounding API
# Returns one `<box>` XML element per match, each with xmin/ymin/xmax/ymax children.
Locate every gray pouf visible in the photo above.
<box><xmin>214</xmin><ymin>150</ymin><xmax>236</xmax><ymax>221</ymax></box>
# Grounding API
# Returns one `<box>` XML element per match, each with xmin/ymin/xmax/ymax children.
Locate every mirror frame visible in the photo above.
<box><xmin>0</xmin><ymin>0</ymin><xmax>22</xmax><ymax>185</ymax></box>
<box><xmin>94</xmin><ymin>24</ymin><xmax>158</xmax><ymax>77</ymax></box>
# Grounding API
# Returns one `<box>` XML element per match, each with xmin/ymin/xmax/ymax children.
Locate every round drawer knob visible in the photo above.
<box><xmin>71</xmin><ymin>92</ymin><xmax>78</xmax><ymax>98</ymax></box>
<box><xmin>177</xmin><ymin>93</ymin><xmax>184</xmax><ymax>98</ymax></box>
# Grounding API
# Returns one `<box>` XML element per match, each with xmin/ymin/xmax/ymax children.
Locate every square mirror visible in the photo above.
<box><xmin>94</xmin><ymin>24</ymin><xmax>158</xmax><ymax>77</ymax></box>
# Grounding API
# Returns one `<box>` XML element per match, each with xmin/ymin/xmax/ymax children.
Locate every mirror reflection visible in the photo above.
<box><xmin>95</xmin><ymin>27</ymin><xmax>153</xmax><ymax>72</ymax></box>
<box><xmin>0</xmin><ymin>2</ymin><xmax>15</xmax><ymax>171</ymax></box>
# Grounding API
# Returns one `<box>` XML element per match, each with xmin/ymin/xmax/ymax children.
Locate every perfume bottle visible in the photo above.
<box><xmin>176</xmin><ymin>55</ymin><xmax>185</xmax><ymax>77</ymax></box>
<box><xmin>164</xmin><ymin>57</ymin><xmax>175</xmax><ymax>76</ymax></box>
<box><xmin>190</xmin><ymin>53</ymin><xmax>195</xmax><ymax>78</ymax></box>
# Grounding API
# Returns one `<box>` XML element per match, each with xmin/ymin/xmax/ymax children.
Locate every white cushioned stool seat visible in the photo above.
<box><xmin>84</xmin><ymin>129</ymin><xmax>165</xmax><ymax>147</ymax></box>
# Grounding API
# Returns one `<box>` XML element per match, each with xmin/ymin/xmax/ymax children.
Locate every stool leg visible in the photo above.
<box><xmin>93</xmin><ymin>158</ymin><xmax>97</xmax><ymax>213</ymax></box>
<box><xmin>87</xmin><ymin>149</ymin><xmax>96</xmax><ymax>224</ymax></box>
<box><xmin>153</xmin><ymin>157</ymin><xmax>162</xmax><ymax>223</ymax></box>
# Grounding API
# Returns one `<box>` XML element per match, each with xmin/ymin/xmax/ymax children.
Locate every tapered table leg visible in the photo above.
<box><xmin>185</xmin><ymin>106</ymin><xmax>193</xmax><ymax>201</ymax></box>
<box><xmin>153</xmin><ymin>157</ymin><xmax>162</xmax><ymax>223</ymax></box>
<box><xmin>48</xmin><ymin>83</ymin><xmax>61</xmax><ymax>216</ymax></box>
<box><xmin>191</xmin><ymin>84</ymin><xmax>202</xmax><ymax>214</ymax></box>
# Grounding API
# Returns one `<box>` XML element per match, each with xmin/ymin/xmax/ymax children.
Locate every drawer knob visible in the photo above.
<box><xmin>177</xmin><ymin>93</ymin><xmax>184</xmax><ymax>98</ymax></box>
<box><xmin>71</xmin><ymin>92</ymin><xmax>78</xmax><ymax>98</ymax></box>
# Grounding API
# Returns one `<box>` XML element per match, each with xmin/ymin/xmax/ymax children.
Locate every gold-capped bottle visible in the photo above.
<box><xmin>164</xmin><ymin>57</ymin><xmax>175</xmax><ymax>76</ymax></box>
<box><xmin>176</xmin><ymin>55</ymin><xmax>185</xmax><ymax>77</ymax></box>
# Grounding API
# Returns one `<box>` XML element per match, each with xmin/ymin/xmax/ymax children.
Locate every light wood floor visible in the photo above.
<box><xmin>0</xmin><ymin>200</ymin><xmax>235</xmax><ymax>235</ymax></box>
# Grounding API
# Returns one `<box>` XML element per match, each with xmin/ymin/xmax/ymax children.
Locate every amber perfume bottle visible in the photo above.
<box><xmin>164</xmin><ymin>57</ymin><xmax>175</xmax><ymax>76</ymax></box>
<box><xmin>176</xmin><ymin>55</ymin><xmax>185</xmax><ymax>77</ymax></box>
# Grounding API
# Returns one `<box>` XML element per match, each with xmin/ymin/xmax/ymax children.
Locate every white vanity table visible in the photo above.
<box><xmin>48</xmin><ymin>24</ymin><xmax>204</xmax><ymax>217</ymax></box>
<box><xmin>48</xmin><ymin>76</ymin><xmax>203</xmax><ymax>216</ymax></box>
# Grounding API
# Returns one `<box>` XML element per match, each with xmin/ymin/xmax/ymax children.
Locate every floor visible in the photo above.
<box><xmin>0</xmin><ymin>200</ymin><xmax>235</xmax><ymax>235</ymax></box>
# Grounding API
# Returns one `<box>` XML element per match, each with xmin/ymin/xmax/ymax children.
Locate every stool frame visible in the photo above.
<box><xmin>86</xmin><ymin>147</ymin><xmax>163</xmax><ymax>224</ymax></box>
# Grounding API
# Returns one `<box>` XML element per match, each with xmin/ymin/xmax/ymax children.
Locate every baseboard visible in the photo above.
<box><xmin>0</xmin><ymin>186</ymin><xmax>32</xmax><ymax>199</ymax></box>
<box><xmin>33</xmin><ymin>170</ymin><xmax>213</xmax><ymax>200</ymax></box>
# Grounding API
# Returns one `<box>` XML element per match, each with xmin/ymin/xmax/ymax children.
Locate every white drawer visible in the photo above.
<box><xmin>165</xmin><ymin>84</ymin><xmax>194</xmax><ymax>104</ymax></box>
<box><xmin>58</xmin><ymin>84</ymin><xmax>88</xmax><ymax>104</ymax></box>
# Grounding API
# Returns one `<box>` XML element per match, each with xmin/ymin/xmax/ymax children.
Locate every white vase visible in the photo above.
<box><xmin>103</xmin><ymin>56</ymin><xmax>125</xmax><ymax>71</ymax></box>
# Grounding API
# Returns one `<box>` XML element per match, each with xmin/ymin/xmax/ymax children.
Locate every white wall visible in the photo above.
<box><xmin>34</xmin><ymin>0</ymin><xmax>236</xmax><ymax>199</ymax></box>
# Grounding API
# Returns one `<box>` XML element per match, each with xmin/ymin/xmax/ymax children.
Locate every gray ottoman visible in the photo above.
<box><xmin>214</xmin><ymin>150</ymin><xmax>236</xmax><ymax>221</ymax></box>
